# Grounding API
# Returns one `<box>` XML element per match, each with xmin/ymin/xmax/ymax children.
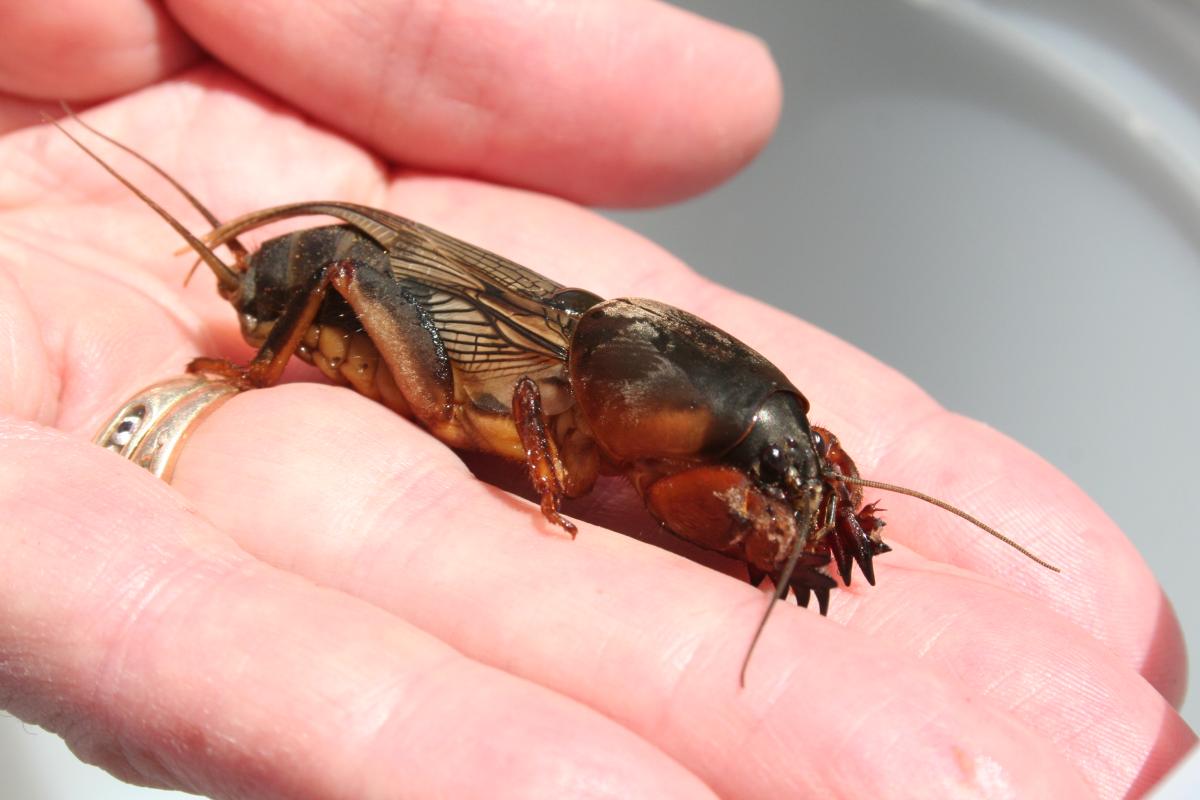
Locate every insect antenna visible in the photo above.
<box><xmin>738</xmin><ymin>530</ymin><xmax>829</xmax><ymax>687</ymax></box>
<box><xmin>45</xmin><ymin>110</ymin><xmax>244</xmax><ymax>295</ymax></box>
<box><xmin>739</xmin><ymin>472</ymin><xmax>1059</xmax><ymax>685</ymax></box>
<box><xmin>58</xmin><ymin>103</ymin><xmax>248</xmax><ymax>261</ymax></box>
<box><xmin>827</xmin><ymin>471</ymin><xmax>1060</xmax><ymax>572</ymax></box>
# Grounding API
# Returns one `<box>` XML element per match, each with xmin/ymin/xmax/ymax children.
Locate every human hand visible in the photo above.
<box><xmin>1</xmin><ymin>2</ymin><xmax>1193</xmax><ymax>798</ymax></box>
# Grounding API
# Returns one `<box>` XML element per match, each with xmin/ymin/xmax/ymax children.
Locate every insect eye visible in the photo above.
<box><xmin>760</xmin><ymin>444</ymin><xmax>787</xmax><ymax>480</ymax></box>
<box><xmin>810</xmin><ymin>430</ymin><xmax>827</xmax><ymax>456</ymax></box>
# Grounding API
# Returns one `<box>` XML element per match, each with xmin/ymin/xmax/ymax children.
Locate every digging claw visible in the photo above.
<box><xmin>785</xmin><ymin>557</ymin><xmax>836</xmax><ymax>616</ymax></box>
<box><xmin>814</xmin><ymin>585</ymin><xmax>831</xmax><ymax>615</ymax></box>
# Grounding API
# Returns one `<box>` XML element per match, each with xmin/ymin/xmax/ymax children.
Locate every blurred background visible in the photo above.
<box><xmin>4</xmin><ymin>0</ymin><xmax>1198</xmax><ymax>796</ymax></box>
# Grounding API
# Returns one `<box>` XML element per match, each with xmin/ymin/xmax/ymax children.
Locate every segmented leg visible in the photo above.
<box><xmin>189</xmin><ymin>259</ymin><xmax>355</xmax><ymax>389</ymax></box>
<box><xmin>512</xmin><ymin>376</ymin><xmax>577</xmax><ymax>537</ymax></box>
<box><xmin>190</xmin><ymin>258</ymin><xmax>457</xmax><ymax>438</ymax></box>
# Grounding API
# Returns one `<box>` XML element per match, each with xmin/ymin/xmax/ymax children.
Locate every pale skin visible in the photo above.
<box><xmin>0</xmin><ymin>1</ymin><xmax>1193</xmax><ymax>798</ymax></box>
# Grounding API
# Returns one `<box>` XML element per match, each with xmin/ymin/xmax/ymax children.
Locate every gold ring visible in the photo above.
<box><xmin>93</xmin><ymin>376</ymin><xmax>240</xmax><ymax>482</ymax></box>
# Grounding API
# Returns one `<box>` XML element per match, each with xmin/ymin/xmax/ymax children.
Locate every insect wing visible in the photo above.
<box><xmin>205</xmin><ymin>201</ymin><xmax>596</xmax><ymax>380</ymax></box>
<box><xmin>370</xmin><ymin>207</ymin><xmax>580</xmax><ymax>379</ymax></box>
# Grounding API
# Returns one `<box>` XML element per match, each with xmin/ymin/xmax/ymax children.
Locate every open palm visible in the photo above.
<box><xmin>0</xmin><ymin>2</ymin><xmax>1193</xmax><ymax>798</ymax></box>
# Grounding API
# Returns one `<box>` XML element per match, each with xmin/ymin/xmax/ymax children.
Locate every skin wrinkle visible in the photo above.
<box><xmin>1</xmin><ymin>470</ymin><xmax>195</xmax><ymax>781</ymax></box>
<box><xmin>705</xmin><ymin>601</ymin><xmax>996</xmax><ymax>797</ymax></box>
<box><xmin>641</xmin><ymin>596</ymin><xmax>731</xmax><ymax>744</ymax></box>
<box><xmin>819</xmin><ymin>673</ymin><xmax>906</xmax><ymax>779</ymax></box>
<box><xmin>49</xmin><ymin>238</ymin><xmax>203</xmax><ymax>341</ymax></box>
<box><xmin>81</xmin><ymin>548</ymin><xmax>253</xmax><ymax>749</ymax></box>
<box><xmin>88</xmin><ymin>550</ymin><xmax>226</xmax><ymax>716</ymax></box>
<box><xmin>435</xmin><ymin>0</ymin><xmax>517</xmax><ymax>156</ymax></box>
<box><xmin>5</xmin><ymin>249</ymin><xmax>74</xmax><ymax>427</ymax></box>
<box><xmin>351</xmin><ymin>649</ymin><xmax>644</xmax><ymax>800</ymax></box>
<box><xmin>46</xmin><ymin>284</ymin><xmax>196</xmax><ymax>431</ymax></box>
<box><xmin>0</xmin><ymin>261</ymin><xmax>57</xmax><ymax>422</ymax></box>
<box><xmin>734</xmin><ymin>657</ymin><xmax>815</xmax><ymax>793</ymax></box>
<box><xmin>911</xmin><ymin>605</ymin><xmax>969</xmax><ymax>662</ymax></box>
<box><xmin>357</xmin><ymin>648</ymin><xmax>464</xmax><ymax>757</ymax></box>
<box><xmin>176</xmin><ymin>94</ymin><xmax>229</xmax><ymax>209</ymax></box>
<box><xmin>775</xmin><ymin>654</ymin><xmax>920</xmax><ymax>795</ymax></box>
<box><xmin>337</xmin><ymin>455</ymin><xmax>465</xmax><ymax>596</ymax></box>
<box><xmin>1000</xmin><ymin>670</ymin><xmax>1060</xmax><ymax>726</ymax></box>
<box><xmin>845</xmin><ymin>406</ymin><xmax>951</xmax><ymax>478</ymax></box>
<box><xmin>336</xmin><ymin>652</ymin><xmax>460</xmax><ymax>800</ymax></box>
<box><xmin>845</xmin><ymin>570</ymin><xmax>1176</xmax><ymax>799</ymax></box>
<box><xmin>318</xmin><ymin>453</ymin><xmax>711</xmax><ymax>689</ymax></box>
<box><xmin>42</xmin><ymin>67</ymin><xmax>386</xmax><ymax>218</ymax></box>
<box><xmin>98</xmin><ymin>554</ymin><xmax>444</xmax><ymax>798</ymax></box>
<box><xmin>0</xmin><ymin>127</ymin><xmax>59</xmax><ymax>205</ymax></box>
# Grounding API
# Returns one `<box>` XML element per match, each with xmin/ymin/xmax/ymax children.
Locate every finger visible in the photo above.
<box><xmin>172</xmin><ymin>384</ymin><xmax>1095</xmax><ymax>798</ymax></box>
<box><xmin>164</xmin><ymin>0</ymin><xmax>781</xmax><ymax>205</ymax></box>
<box><xmin>0</xmin><ymin>0</ymin><xmax>200</xmax><ymax>103</ymax></box>
<box><xmin>0</xmin><ymin>422</ymin><xmax>718</xmax><ymax>800</ymax></box>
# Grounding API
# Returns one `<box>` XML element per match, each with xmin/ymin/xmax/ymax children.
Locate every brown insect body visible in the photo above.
<box><xmin>57</xmin><ymin>116</ymin><xmax>1053</xmax><ymax>679</ymax></box>
<box><xmin>198</xmin><ymin>204</ymin><xmax>886</xmax><ymax>605</ymax></box>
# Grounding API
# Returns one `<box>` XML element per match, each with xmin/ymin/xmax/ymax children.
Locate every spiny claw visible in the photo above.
<box><xmin>814</xmin><ymin>585</ymin><xmax>831</xmax><ymax>615</ymax></box>
<box><xmin>847</xmin><ymin>516</ymin><xmax>876</xmax><ymax>586</ymax></box>
<box><xmin>787</xmin><ymin>559</ymin><xmax>836</xmax><ymax>614</ymax></box>
<box><xmin>828</xmin><ymin>526</ymin><xmax>854</xmax><ymax>585</ymax></box>
<box><xmin>848</xmin><ymin>502</ymin><xmax>889</xmax><ymax>586</ymax></box>
<box><xmin>855</xmin><ymin>548</ymin><xmax>876</xmax><ymax>586</ymax></box>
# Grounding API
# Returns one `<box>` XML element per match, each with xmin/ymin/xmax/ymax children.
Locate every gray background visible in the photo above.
<box><xmin>3</xmin><ymin>0</ymin><xmax>1198</xmax><ymax>796</ymax></box>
